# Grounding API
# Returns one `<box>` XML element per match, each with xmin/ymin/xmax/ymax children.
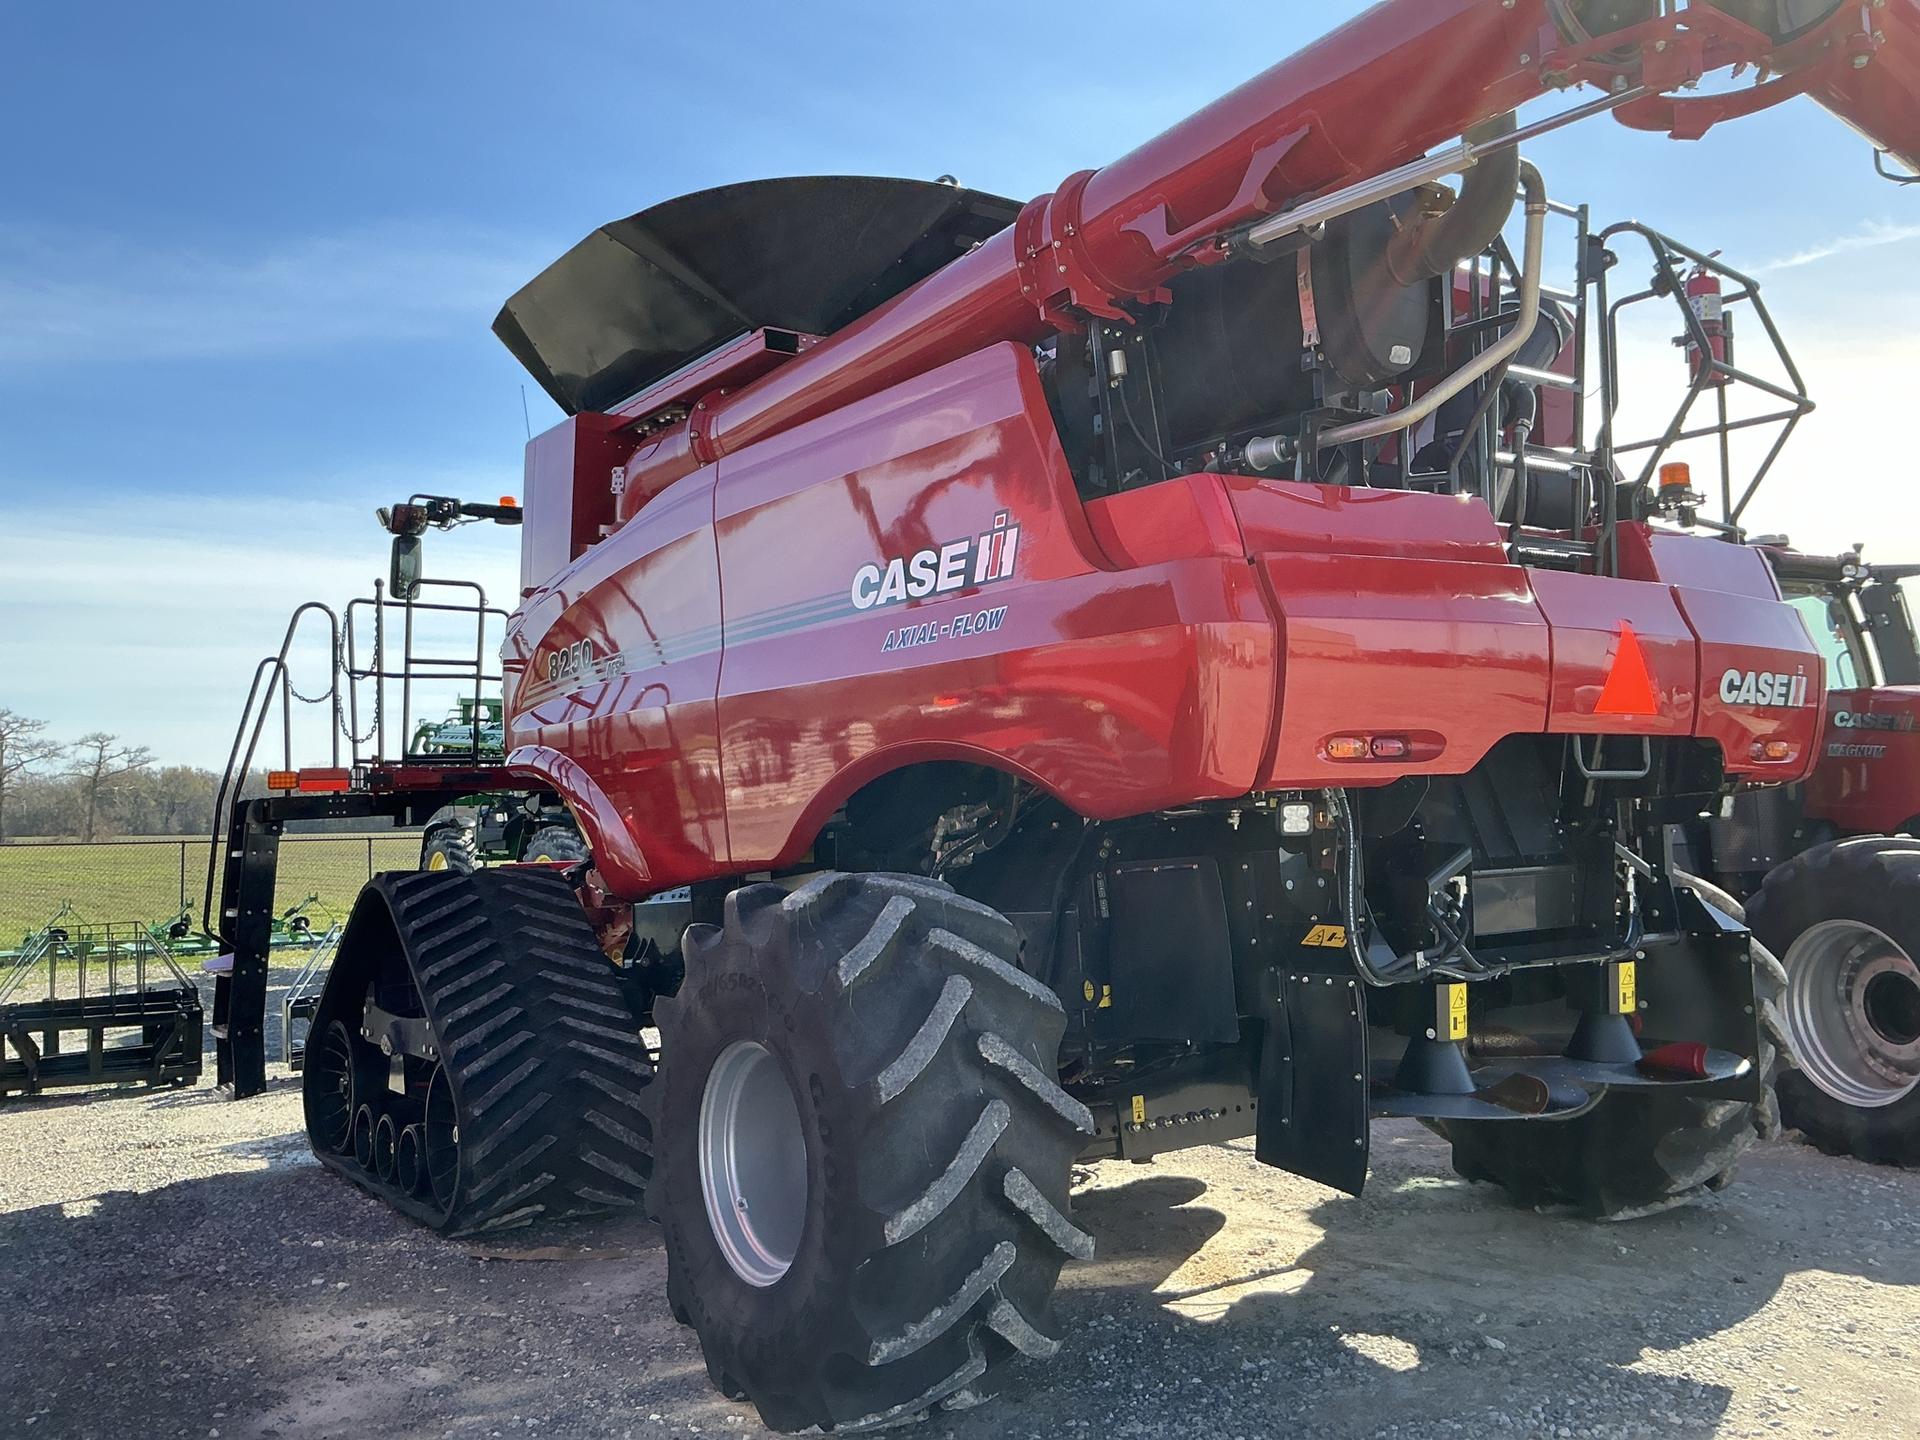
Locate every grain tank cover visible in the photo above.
<box><xmin>495</xmin><ymin>176</ymin><xmax>1020</xmax><ymax>417</ymax></box>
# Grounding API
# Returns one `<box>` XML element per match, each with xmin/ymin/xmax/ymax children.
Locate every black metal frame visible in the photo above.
<box><xmin>1591</xmin><ymin>222</ymin><xmax>1814</xmax><ymax>527</ymax></box>
<box><xmin>210</xmin><ymin>775</ymin><xmax>510</xmax><ymax>1098</ymax></box>
<box><xmin>201</xmin><ymin>568</ymin><xmax>527</xmax><ymax>1098</ymax></box>
<box><xmin>0</xmin><ymin>918</ymin><xmax>202</xmax><ymax>1098</ymax></box>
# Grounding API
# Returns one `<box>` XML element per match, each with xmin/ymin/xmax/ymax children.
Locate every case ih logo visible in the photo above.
<box><xmin>850</xmin><ymin>512</ymin><xmax>1020</xmax><ymax>612</ymax></box>
<box><xmin>1717</xmin><ymin>668</ymin><xmax>1811</xmax><ymax>709</ymax></box>
<box><xmin>1833</xmin><ymin>709</ymin><xmax>1916</xmax><ymax>732</ymax></box>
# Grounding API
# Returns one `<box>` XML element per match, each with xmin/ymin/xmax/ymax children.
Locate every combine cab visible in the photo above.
<box><xmin>206</xmin><ymin>0</ymin><xmax>1920</xmax><ymax>1429</ymax></box>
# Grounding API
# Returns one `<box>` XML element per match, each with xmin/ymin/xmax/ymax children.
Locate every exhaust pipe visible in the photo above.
<box><xmin>1387</xmin><ymin>114</ymin><xmax>1521</xmax><ymax>286</ymax></box>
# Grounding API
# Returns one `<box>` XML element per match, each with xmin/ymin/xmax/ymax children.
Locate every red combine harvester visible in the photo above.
<box><xmin>1504</xmin><ymin>204</ymin><xmax>1920</xmax><ymax>1167</ymax></box>
<box><xmin>206</xmin><ymin>2</ymin><xmax>1920</xmax><ymax>1429</ymax></box>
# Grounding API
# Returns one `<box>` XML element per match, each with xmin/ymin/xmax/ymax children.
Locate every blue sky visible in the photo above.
<box><xmin>3</xmin><ymin>1</ymin><xmax>1917</xmax><ymax>767</ymax></box>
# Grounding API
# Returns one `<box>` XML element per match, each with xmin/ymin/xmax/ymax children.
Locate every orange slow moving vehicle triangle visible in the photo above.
<box><xmin>1594</xmin><ymin>621</ymin><xmax>1661</xmax><ymax>717</ymax></box>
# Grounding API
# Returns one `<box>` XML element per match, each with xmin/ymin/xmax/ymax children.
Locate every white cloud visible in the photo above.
<box><xmin>0</xmin><ymin>221</ymin><xmax>545</xmax><ymax>368</ymax></box>
<box><xmin>0</xmin><ymin>487</ymin><xmax>521</xmax><ymax>770</ymax></box>
<box><xmin>1754</xmin><ymin>220</ymin><xmax>1920</xmax><ymax>274</ymax></box>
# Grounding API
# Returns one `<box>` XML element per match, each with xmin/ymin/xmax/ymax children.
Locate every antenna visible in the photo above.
<box><xmin>520</xmin><ymin>385</ymin><xmax>532</xmax><ymax>441</ymax></box>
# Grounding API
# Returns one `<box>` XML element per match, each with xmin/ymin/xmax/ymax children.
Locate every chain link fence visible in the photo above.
<box><xmin>0</xmin><ymin>833</ymin><xmax>423</xmax><ymax>948</ymax></box>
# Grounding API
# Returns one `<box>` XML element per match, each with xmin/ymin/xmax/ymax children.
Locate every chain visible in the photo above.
<box><xmin>336</xmin><ymin>630</ymin><xmax>380</xmax><ymax>749</ymax></box>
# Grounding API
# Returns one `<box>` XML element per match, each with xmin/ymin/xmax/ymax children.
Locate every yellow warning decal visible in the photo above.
<box><xmin>1303</xmin><ymin>924</ymin><xmax>1348</xmax><ymax>948</ymax></box>
<box><xmin>1616</xmin><ymin>961</ymin><xmax>1638</xmax><ymax>1015</ymax></box>
<box><xmin>1131</xmin><ymin>1094</ymin><xmax>1147</xmax><ymax>1125</ymax></box>
<box><xmin>1083</xmin><ymin>980</ymin><xmax>1114</xmax><ymax>1009</ymax></box>
<box><xmin>1443</xmin><ymin>982</ymin><xmax>1468</xmax><ymax>1041</ymax></box>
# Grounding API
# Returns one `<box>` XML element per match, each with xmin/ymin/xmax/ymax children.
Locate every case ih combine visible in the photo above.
<box><xmin>206</xmin><ymin>1</ymin><xmax>1920</xmax><ymax>1429</ymax></box>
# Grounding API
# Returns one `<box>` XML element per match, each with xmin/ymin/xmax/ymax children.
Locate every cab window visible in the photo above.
<box><xmin>1788</xmin><ymin>593</ymin><xmax>1864</xmax><ymax>690</ymax></box>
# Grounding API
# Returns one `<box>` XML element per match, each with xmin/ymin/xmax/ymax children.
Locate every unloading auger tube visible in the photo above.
<box><xmin>608</xmin><ymin>0</ymin><xmax>1920</xmax><ymax>506</ymax></box>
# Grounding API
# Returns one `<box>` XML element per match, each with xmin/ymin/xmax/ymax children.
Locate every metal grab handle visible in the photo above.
<box><xmin>1573</xmin><ymin>734</ymin><xmax>1653</xmax><ymax>782</ymax></box>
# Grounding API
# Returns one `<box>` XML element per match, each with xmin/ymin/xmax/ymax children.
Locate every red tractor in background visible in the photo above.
<box><xmin>1744</xmin><ymin>553</ymin><xmax>1920</xmax><ymax>1164</ymax></box>
<box><xmin>203</xmin><ymin>2</ymin><xmax>1920</xmax><ymax>1430</ymax></box>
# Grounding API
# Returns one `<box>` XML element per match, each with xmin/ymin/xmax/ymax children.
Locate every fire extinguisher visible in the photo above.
<box><xmin>1682</xmin><ymin>259</ymin><xmax>1731</xmax><ymax>386</ymax></box>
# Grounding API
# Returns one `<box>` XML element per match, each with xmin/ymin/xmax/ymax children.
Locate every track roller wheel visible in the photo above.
<box><xmin>300</xmin><ymin>867</ymin><xmax>654</xmax><ymax>1233</ymax></box>
<box><xmin>643</xmin><ymin>872</ymin><xmax>1093</xmax><ymax>1433</ymax></box>
<box><xmin>303</xmin><ymin>1019</ymin><xmax>367</xmax><ymax>1154</ymax></box>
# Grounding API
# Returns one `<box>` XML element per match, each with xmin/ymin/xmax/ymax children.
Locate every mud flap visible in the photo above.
<box><xmin>1255</xmin><ymin>972</ymin><xmax>1369</xmax><ymax>1195</ymax></box>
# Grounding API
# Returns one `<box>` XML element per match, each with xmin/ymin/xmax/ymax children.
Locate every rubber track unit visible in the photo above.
<box><xmin>642</xmin><ymin>872</ymin><xmax>1093</xmax><ymax>1433</ymax></box>
<box><xmin>1441</xmin><ymin>884</ymin><xmax>1791</xmax><ymax>1220</ymax></box>
<box><xmin>304</xmin><ymin>868</ymin><xmax>653</xmax><ymax>1234</ymax></box>
<box><xmin>1748</xmin><ymin>837</ymin><xmax>1920</xmax><ymax>1166</ymax></box>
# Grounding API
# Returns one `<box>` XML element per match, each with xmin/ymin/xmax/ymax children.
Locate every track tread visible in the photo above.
<box><xmin>301</xmin><ymin>868</ymin><xmax>652</xmax><ymax>1235</ymax></box>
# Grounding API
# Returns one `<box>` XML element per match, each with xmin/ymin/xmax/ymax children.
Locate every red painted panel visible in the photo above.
<box><xmin>1615</xmin><ymin>524</ymin><xmax>1782</xmax><ymax>601</ymax></box>
<box><xmin>519</xmin><ymin>413</ymin><xmax>628</xmax><ymax>594</ymax></box>
<box><xmin>1222</xmin><ymin>477</ymin><xmax>1512</xmax><ymax>564</ymax></box>
<box><xmin>1805</xmin><ymin>686</ymin><xmax>1920</xmax><ymax>834</ymax></box>
<box><xmin>1258</xmin><ymin>553</ymin><xmax>1551</xmax><ymax>788</ymax></box>
<box><xmin>503</xmin><ymin>467</ymin><xmax>730</xmax><ymax>892</ymax></box>
<box><xmin>1083</xmin><ymin>474</ymin><xmax>1245</xmax><ymax>567</ymax></box>
<box><xmin>1670</xmin><ymin>584</ymin><xmax>1824</xmax><ymax>780</ymax></box>
<box><xmin>1528</xmin><ymin>570</ymin><xmax>1697</xmax><ymax>736</ymax></box>
<box><xmin>713</xmin><ymin>344</ymin><xmax>1274</xmax><ymax>866</ymax></box>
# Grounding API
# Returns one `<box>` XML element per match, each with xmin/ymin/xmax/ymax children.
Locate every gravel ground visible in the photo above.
<box><xmin>1</xmin><ymin>1071</ymin><xmax>1915</xmax><ymax>1440</ymax></box>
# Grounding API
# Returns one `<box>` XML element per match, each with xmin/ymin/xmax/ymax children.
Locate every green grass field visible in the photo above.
<box><xmin>0</xmin><ymin>835</ymin><xmax>423</xmax><ymax>950</ymax></box>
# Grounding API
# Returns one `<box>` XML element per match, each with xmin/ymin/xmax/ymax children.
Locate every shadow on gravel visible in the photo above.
<box><xmin>987</xmin><ymin>1130</ymin><xmax>1920</xmax><ymax>1439</ymax></box>
<box><xmin>0</xmin><ymin>1131</ymin><xmax>703</xmax><ymax>1440</ymax></box>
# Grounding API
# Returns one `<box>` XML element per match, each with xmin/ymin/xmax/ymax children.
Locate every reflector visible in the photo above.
<box><xmin>1593</xmin><ymin>622</ymin><xmax>1661</xmax><ymax>717</ymax></box>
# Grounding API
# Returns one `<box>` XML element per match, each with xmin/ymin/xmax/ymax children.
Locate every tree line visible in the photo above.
<box><xmin>0</xmin><ymin>709</ymin><xmax>254</xmax><ymax>842</ymax></box>
<box><xmin>0</xmin><ymin>709</ymin><xmax>433</xmax><ymax>842</ymax></box>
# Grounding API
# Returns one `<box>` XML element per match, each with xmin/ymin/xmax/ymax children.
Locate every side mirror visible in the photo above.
<box><xmin>390</xmin><ymin>534</ymin><xmax>423</xmax><ymax>601</ymax></box>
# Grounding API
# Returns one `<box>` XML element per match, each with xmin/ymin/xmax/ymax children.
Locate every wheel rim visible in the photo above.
<box><xmin>698</xmin><ymin>1040</ymin><xmax>808</xmax><ymax>1287</ymax></box>
<box><xmin>352</xmin><ymin>1104</ymin><xmax>377</xmax><ymax>1169</ymax></box>
<box><xmin>1783</xmin><ymin>919</ymin><xmax>1920</xmax><ymax>1108</ymax></box>
<box><xmin>308</xmin><ymin>1021</ymin><xmax>357</xmax><ymax>1153</ymax></box>
<box><xmin>424</xmin><ymin>1064</ymin><xmax>461</xmax><ymax>1213</ymax></box>
<box><xmin>396</xmin><ymin>1124</ymin><xmax>426</xmax><ymax>1196</ymax></box>
<box><xmin>427</xmin><ymin>850</ymin><xmax>449</xmax><ymax>871</ymax></box>
<box><xmin>373</xmin><ymin>1113</ymin><xmax>399</xmax><ymax>1181</ymax></box>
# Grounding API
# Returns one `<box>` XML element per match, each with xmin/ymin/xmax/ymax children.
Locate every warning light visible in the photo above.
<box><xmin>1369</xmin><ymin>735</ymin><xmax>1410</xmax><ymax>759</ymax></box>
<box><xmin>1659</xmin><ymin>462</ymin><xmax>1693</xmax><ymax>491</ymax></box>
<box><xmin>294</xmin><ymin>768</ymin><xmax>353</xmax><ymax>793</ymax></box>
<box><xmin>1325</xmin><ymin>736</ymin><xmax>1370</xmax><ymax>761</ymax></box>
<box><xmin>1750</xmin><ymin>740</ymin><xmax>1794</xmax><ymax>762</ymax></box>
<box><xmin>499</xmin><ymin>495</ymin><xmax>519</xmax><ymax>508</ymax></box>
<box><xmin>1594</xmin><ymin>622</ymin><xmax>1661</xmax><ymax>718</ymax></box>
<box><xmin>267</xmin><ymin>770</ymin><xmax>298</xmax><ymax>792</ymax></box>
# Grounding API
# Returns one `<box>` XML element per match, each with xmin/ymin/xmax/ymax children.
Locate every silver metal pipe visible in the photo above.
<box><xmin>1243</xmin><ymin>87</ymin><xmax>1645</xmax><ymax>251</ymax></box>
<box><xmin>1313</xmin><ymin>160</ymin><xmax>1550</xmax><ymax>451</ymax></box>
<box><xmin>1246</xmin><ymin>142</ymin><xmax>1476</xmax><ymax>249</ymax></box>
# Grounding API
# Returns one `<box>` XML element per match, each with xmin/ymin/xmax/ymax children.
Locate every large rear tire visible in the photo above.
<box><xmin>1748</xmin><ymin>838</ymin><xmax>1920</xmax><ymax>1166</ymax></box>
<box><xmin>1441</xmin><ymin>915</ymin><xmax>1789</xmax><ymax>1219</ymax></box>
<box><xmin>642</xmin><ymin>872</ymin><xmax>1093</xmax><ymax>1433</ymax></box>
